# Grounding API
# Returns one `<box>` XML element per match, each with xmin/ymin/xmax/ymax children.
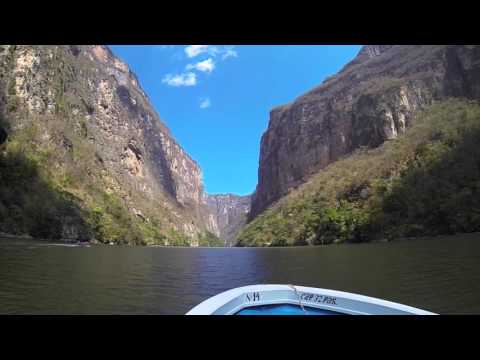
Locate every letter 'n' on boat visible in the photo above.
<box><xmin>186</xmin><ymin>284</ymin><xmax>437</xmax><ymax>315</ymax></box>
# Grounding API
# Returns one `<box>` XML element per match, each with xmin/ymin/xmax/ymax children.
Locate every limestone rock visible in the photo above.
<box><xmin>250</xmin><ymin>45</ymin><xmax>480</xmax><ymax>219</ymax></box>
<box><xmin>0</xmin><ymin>45</ymin><xmax>211</xmax><ymax>243</ymax></box>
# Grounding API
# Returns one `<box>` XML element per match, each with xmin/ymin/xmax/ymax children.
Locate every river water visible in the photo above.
<box><xmin>1</xmin><ymin>234</ymin><xmax>480</xmax><ymax>314</ymax></box>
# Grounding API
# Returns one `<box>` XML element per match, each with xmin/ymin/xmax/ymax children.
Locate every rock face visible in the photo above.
<box><xmin>203</xmin><ymin>194</ymin><xmax>251</xmax><ymax>246</ymax></box>
<box><xmin>0</xmin><ymin>45</ymin><xmax>210</xmax><ymax>244</ymax></box>
<box><xmin>250</xmin><ymin>45</ymin><xmax>480</xmax><ymax>219</ymax></box>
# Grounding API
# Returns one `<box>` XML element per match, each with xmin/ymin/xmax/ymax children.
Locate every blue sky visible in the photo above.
<box><xmin>109</xmin><ymin>45</ymin><xmax>362</xmax><ymax>196</ymax></box>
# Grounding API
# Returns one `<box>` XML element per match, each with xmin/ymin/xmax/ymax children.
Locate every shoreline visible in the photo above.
<box><xmin>0</xmin><ymin>232</ymin><xmax>35</xmax><ymax>240</ymax></box>
<box><xmin>2</xmin><ymin>231</ymin><xmax>480</xmax><ymax>249</ymax></box>
<box><xmin>238</xmin><ymin>231</ymin><xmax>480</xmax><ymax>248</ymax></box>
<box><xmin>0</xmin><ymin>232</ymin><xmax>94</xmax><ymax>244</ymax></box>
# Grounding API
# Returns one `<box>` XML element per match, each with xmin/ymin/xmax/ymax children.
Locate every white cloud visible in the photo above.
<box><xmin>221</xmin><ymin>47</ymin><xmax>238</xmax><ymax>60</ymax></box>
<box><xmin>162</xmin><ymin>46</ymin><xmax>238</xmax><ymax>89</ymax></box>
<box><xmin>186</xmin><ymin>58</ymin><xmax>215</xmax><ymax>73</ymax></box>
<box><xmin>184</xmin><ymin>45</ymin><xmax>238</xmax><ymax>61</ymax></box>
<box><xmin>199</xmin><ymin>98</ymin><xmax>211</xmax><ymax>109</ymax></box>
<box><xmin>185</xmin><ymin>45</ymin><xmax>209</xmax><ymax>58</ymax></box>
<box><xmin>162</xmin><ymin>72</ymin><xmax>197</xmax><ymax>87</ymax></box>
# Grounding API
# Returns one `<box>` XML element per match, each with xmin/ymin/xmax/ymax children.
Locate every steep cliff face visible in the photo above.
<box><xmin>204</xmin><ymin>194</ymin><xmax>251</xmax><ymax>246</ymax></box>
<box><xmin>0</xmin><ymin>45</ymin><xmax>209</xmax><ymax>244</ymax></box>
<box><xmin>238</xmin><ymin>99</ymin><xmax>480</xmax><ymax>246</ymax></box>
<box><xmin>250</xmin><ymin>45</ymin><xmax>480</xmax><ymax>219</ymax></box>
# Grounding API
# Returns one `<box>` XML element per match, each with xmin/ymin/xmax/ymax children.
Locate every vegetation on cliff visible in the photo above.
<box><xmin>237</xmin><ymin>99</ymin><xmax>480</xmax><ymax>246</ymax></box>
<box><xmin>0</xmin><ymin>116</ymin><xmax>199</xmax><ymax>245</ymax></box>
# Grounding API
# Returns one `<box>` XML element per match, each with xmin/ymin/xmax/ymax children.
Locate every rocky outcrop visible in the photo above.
<box><xmin>204</xmin><ymin>193</ymin><xmax>251</xmax><ymax>246</ymax></box>
<box><xmin>250</xmin><ymin>45</ymin><xmax>480</xmax><ymax>219</ymax></box>
<box><xmin>0</xmin><ymin>45</ymin><xmax>210</xmax><ymax>243</ymax></box>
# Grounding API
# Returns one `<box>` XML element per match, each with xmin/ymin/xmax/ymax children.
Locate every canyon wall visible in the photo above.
<box><xmin>250</xmin><ymin>45</ymin><xmax>480</xmax><ymax>219</ymax></box>
<box><xmin>0</xmin><ymin>45</ymin><xmax>211</xmax><ymax>244</ymax></box>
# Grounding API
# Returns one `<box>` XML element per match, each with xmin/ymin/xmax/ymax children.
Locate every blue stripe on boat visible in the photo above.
<box><xmin>236</xmin><ymin>304</ymin><xmax>341</xmax><ymax>315</ymax></box>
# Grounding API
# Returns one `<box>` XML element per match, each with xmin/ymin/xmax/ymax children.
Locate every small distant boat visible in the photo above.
<box><xmin>186</xmin><ymin>284</ymin><xmax>436</xmax><ymax>315</ymax></box>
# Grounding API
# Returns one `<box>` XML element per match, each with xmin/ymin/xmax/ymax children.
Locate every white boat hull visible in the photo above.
<box><xmin>186</xmin><ymin>284</ymin><xmax>437</xmax><ymax>315</ymax></box>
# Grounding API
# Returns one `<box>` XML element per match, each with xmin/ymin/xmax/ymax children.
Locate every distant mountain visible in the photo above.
<box><xmin>204</xmin><ymin>193</ymin><xmax>251</xmax><ymax>246</ymax></box>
